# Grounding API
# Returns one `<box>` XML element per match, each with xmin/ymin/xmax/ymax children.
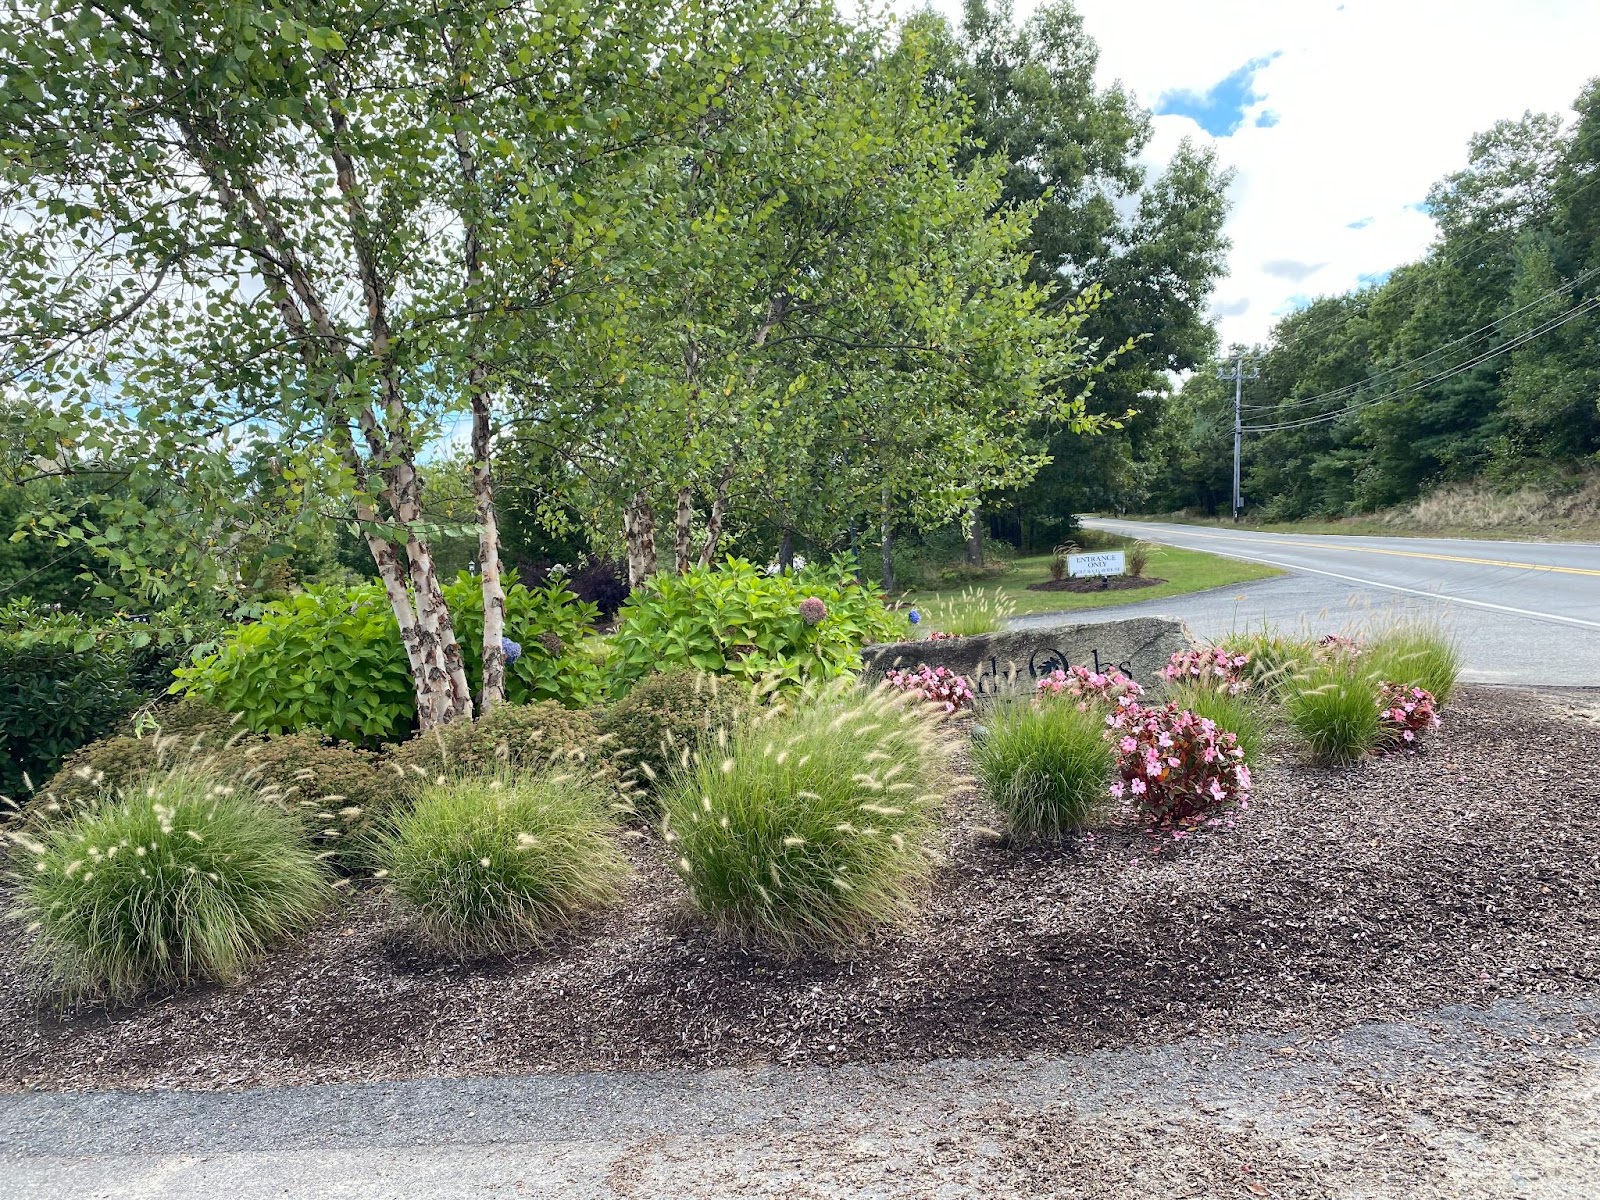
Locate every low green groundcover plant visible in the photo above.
<box><xmin>974</xmin><ymin>695</ymin><xmax>1113</xmax><ymax>840</ymax></box>
<box><xmin>597</xmin><ymin>670</ymin><xmax>749</xmax><ymax>801</ymax></box>
<box><xmin>662</xmin><ymin>684</ymin><xmax>947</xmax><ymax>952</ymax></box>
<box><xmin>609</xmin><ymin>555</ymin><xmax>904</xmax><ymax>692</ymax></box>
<box><xmin>11</xmin><ymin>769</ymin><xmax>329</xmax><ymax>1001</ymax></box>
<box><xmin>378</xmin><ymin>773</ymin><xmax>630</xmax><ymax>953</ymax></box>
<box><xmin>174</xmin><ymin>572</ymin><xmax>604</xmax><ymax>744</ymax></box>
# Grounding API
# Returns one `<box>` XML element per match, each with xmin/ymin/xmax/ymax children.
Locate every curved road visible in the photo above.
<box><xmin>1023</xmin><ymin>519</ymin><xmax>1600</xmax><ymax>686</ymax></box>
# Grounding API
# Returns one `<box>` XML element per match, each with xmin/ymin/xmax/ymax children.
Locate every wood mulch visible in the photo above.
<box><xmin>2</xmin><ymin>686</ymin><xmax>1598</xmax><ymax>1094</ymax></box>
<box><xmin>1026</xmin><ymin>575</ymin><xmax>1165</xmax><ymax>592</ymax></box>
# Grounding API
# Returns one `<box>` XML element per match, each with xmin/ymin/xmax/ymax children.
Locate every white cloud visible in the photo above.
<box><xmin>906</xmin><ymin>0</ymin><xmax>1600</xmax><ymax>346</ymax></box>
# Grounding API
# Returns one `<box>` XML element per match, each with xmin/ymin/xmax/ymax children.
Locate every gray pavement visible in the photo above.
<box><xmin>1018</xmin><ymin>518</ymin><xmax>1600</xmax><ymax>686</ymax></box>
<box><xmin>4</xmin><ymin>993</ymin><xmax>1599</xmax><ymax>1198</ymax></box>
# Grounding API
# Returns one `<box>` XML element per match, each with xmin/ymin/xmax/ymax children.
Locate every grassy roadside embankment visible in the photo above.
<box><xmin>1115</xmin><ymin>473</ymin><xmax>1600</xmax><ymax>543</ymax></box>
<box><xmin>901</xmin><ymin>544</ymin><xmax>1281</xmax><ymax>619</ymax></box>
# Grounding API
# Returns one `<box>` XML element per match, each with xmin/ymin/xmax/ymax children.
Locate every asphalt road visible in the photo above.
<box><xmin>1022</xmin><ymin>519</ymin><xmax>1600</xmax><ymax>687</ymax></box>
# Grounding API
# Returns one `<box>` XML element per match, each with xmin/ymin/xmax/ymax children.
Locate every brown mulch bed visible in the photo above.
<box><xmin>1026</xmin><ymin>574</ymin><xmax>1166</xmax><ymax>592</ymax></box>
<box><xmin>3</xmin><ymin>686</ymin><xmax>1599</xmax><ymax>1094</ymax></box>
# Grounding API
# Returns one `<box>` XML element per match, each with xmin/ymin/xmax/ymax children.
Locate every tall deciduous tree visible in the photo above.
<box><xmin>0</xmin><ymin>0</ymin><xmax>752</xmax><ymax>723</ymax></box>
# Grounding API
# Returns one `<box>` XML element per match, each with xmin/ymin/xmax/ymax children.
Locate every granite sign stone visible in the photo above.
<box><xmin>860</xmin><ymin>616</ymin><xmax>1191</xmax><ymax>697</ymax></box>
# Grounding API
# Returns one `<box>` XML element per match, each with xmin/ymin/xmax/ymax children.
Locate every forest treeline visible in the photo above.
<box><xmin>1138</xmin><ymin>78</ymin><xmax>1600</xmax><ymax>520</ymax></box>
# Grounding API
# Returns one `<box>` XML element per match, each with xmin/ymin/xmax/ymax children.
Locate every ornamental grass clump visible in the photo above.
<box><xmin>920</xmin><ymin>585</ymin><xmax>1015</xmax><ymax>637</ymax></box>
<box><xmin>10</xmin><ymin>769</ymin><xmax>329</xmax><ymax>1002</ymax></box>
<box><xmin>377</xmin><ymin>772</ymin><xmax>630</xmax><ymax>954</ymax></box>
<box><xmin>662</xmin><ymin>685</ymin><xmax>949</xmax><ymax>952</ymax></box>
<box><xmin>1366</xmin><ymin>621</ymin><xmax>1462</xmax><ymax>705</ymax></box>
<box><xmin>973</xmin><ymin>696</ymin><xmax>1113</xmax><ymax>841</ymax></box>
<box><xmin>1285</xmin><ymin>657</ymin><xmax>1385</xmax><ymax>765</ymax></box>
<box><xmin>1107</xmin><ymin>700</ymin><xmax>1251</xmax><ymax>832</ymax></box>
<box><xmin>1164</xmin><ymin>682</ymin><xmax>1270</xmax><ymax>767</ymax></box>
<box><xmin>1216</xmin><ymin>629</ymin><xmax>1317</xmax><ymax>697</ymax></box>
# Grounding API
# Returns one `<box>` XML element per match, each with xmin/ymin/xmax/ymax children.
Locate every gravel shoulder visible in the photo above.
<box><xmin>4</xmin><ymin>991</ymin><xmax>1598</xmax><ymax>1198</ymax></box>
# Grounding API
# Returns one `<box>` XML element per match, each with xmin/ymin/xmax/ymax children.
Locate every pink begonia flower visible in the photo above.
<box><xmin>1130</xmin><ymin>779</ymin><xmax>1147</xmax><ymax>795</ymax></box>
<box><xmin>1110</xmin><ymin>782</ymin><xmax>1126</xmax><ymax>799</ymax></box>
<box><xmin>1119</xmin><ymin>736</ymin><xmax>1137</xmax><ymax>753</ymax></box>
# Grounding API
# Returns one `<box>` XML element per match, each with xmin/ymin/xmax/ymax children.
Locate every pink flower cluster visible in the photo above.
<box><xmin>883</xmin><ymin>664</ymin><xmax>976</xmax><ymax>712</ymax></box>
<box><xmin>1106</xmin><ymin>699</ymin><xmax>1251</xmax><ymax>831</ymax></box>
<box><xmin>1161</xmin><ymin>646</ymin><xmax>1252</xmax><ymax>694</ymax></box>
<box><xmin>927</xmin><ymin>630</ymin><xmax>962</xmax><ymax>641</ymax></box>
<box><xmin>798</xmin><ymin>596</ymin><xmax>828</xmax><ymax>626</ymax></box>
<box><xmin>1377</xmin><ymin>681</ymin><xmax>1440</xmax><ymax>747</ymax></box>
<box><xmin>1317</xmin><ymin>633</ymin><xmax>1362</xmax><ymax>657</ymax></box>
<box><xmin>1035</xmin><ymin>664</ymin><xmax>1143</xmax><ymax>710</ymax></box>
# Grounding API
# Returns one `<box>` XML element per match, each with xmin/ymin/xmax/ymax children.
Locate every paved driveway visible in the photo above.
<box><xmin>1015</xmin><ymin>519</ymin><xmax>1600</xmax><ymax>686</ymax></box>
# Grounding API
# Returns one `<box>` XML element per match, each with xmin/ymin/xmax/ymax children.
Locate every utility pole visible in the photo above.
<box><xmin>1217</xmin><ymin>353</ymin><xmax>1257</xmax><ymax>522</ymax></box>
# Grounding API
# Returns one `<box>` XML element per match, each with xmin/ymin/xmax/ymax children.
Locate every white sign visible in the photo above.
<box><xmin>1068</xmin><ymin>551</ymin><xmax>1126</xmax><ymax>578</ymax></box>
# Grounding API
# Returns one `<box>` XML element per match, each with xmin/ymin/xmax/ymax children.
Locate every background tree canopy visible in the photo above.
<box><xmin>1149</xmin><ymin>76</ymin><xmax>1600</xmax><ymax>520</ymax></box>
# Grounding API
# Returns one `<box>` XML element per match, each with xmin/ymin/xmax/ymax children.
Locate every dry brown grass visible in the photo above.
<box><xmin>1384</xmin><ymin>471</ymin><xmax>1600</xmax><ymax>534</ymax></box>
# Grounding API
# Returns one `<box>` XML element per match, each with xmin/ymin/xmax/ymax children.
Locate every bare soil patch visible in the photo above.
<box><xmin>3</xmin><ymin>685</ymin><xmax>1598</xmax><ymax>1094</ymax></box>
<box><xmin>1025</xmin><ymin>574</ymin><xmax>1165</xmax><ymax>593</ymax></box>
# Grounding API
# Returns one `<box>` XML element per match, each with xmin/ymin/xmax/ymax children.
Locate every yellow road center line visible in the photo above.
<box><xmin>1160</xmin><ymin>529</ymin><xmax>1600</xmax><ymax>578</ymax></box>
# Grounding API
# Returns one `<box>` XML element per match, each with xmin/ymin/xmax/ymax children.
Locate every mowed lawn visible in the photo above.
<box><xmin>902</xmin><ymin>545</ymin><xmax>1282</xmax><ymax>618</ymax></box>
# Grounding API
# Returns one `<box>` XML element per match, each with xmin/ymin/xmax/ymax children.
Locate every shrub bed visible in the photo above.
<box><xmin>609</xmin><ymin>555</ymin><xmax>904</xmax><ymax>692</ymax></box>
<box><xmin>389</xmin><ymin>702</ymin><xmax>600</xmax><ymax>787</ymax></box>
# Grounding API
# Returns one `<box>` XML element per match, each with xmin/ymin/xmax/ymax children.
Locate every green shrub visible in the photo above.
<box><xmin>610</xmin><ymin>555</ymin><xmax>904</xmax><ymax>692</ymax></box>
<box><xmin>378</xmin><ymin>773</ymin><xmax>630</xmax><ymax>953</ymax></box>
<box><xmin>11</xmin><ymin>769</ymin><xmax>329</xmax><ymax>1001</ymax></box>
<box><xmin>919</xmin><ymin>585</ymin><xmax>1015</xmax><ymax>637</ymax></box>
<box><xmin>1366</xmin><ymin>620</ymin><xmax>1462</xmax><ymax>704</ymax></box>
<box><xmin>1286</xmin><ymin>658</ymin><xmax>1384</xmax><ymax>765</ymax></box>
<box><xmin>388</xmin><ymin>702</ymin><xmax>600</xmax><ymax>786</ymax></box>
<box><xmin>174</xmin><ymin>572</ymin><xmax>604</xmax><ymax>744</ymax></box>
<box><xmin>661</xmin><ymin>685</ymin><xmax>947</xmax><ymax>951</ymax></box>
<box><xmin>1165</xmin><ymin>683</ymin><xmax>1271</xmax><ymax>767</ymax></box>
<box><xmin>215</xmin><ymin>733</ymin><xmax>400</xmax><ymax>872</ymax></box>
<box><xmin>32</xmin><ymin>728</ymin><xmax>397</xmax><ymax>873</ymax></box>
<box><xmin>598</xmin><ymin>670</ymin><xmax>749</xmax><ymax>799</ymax></box>
<box><xmin>0</xmin><ymin>602</ymin><xmax>213</xmax><ymax>798</ymax></box>
<box><xmin>973</xmin><ymin>697</ymin><xmax>1113</xmax><ymax>840</ymax></box>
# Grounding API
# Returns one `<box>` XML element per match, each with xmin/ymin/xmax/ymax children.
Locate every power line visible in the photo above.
<box><xmin>1241</xmin><ymin>292</ymin><xmax>1600</xmax><ymax>433</ymax></box>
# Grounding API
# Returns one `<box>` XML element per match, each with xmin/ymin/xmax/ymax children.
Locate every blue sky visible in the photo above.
<box><xmin>915</xmin><ymin>0</ymin><xmax>1600</xmax><ymax>346</ymax></box>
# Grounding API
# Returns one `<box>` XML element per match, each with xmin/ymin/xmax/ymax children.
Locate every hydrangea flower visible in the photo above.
<box><xmin>798</xmin><ymin>596</ymin><xmax>828</xmax><ymax>626</ymax></box>
<box><xmin>501</xmin><ymin>637</ymin><xmax>522</xmax><ymax>664</ymax></box>
<box><xmin>907</xmin><ymin>609</ymin><xmax>921</xmax><ymax>625</ymax></box>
